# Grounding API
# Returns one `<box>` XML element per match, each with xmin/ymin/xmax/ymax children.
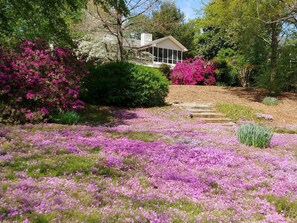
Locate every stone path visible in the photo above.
<box><xmin>173</xmin><ymin>102</ymin><xmax>234</xmax><ymax>126</ymax></box>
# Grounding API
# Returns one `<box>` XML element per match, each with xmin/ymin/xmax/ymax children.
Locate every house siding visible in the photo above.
<box><xmin>156</xmin><ymin>39</ymin><xmax>183</xmax><ymax>51</ymax></box>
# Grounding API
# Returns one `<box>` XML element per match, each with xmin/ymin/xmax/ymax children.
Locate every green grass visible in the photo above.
<box><xmin>51</xmin><ymin>111</ymin><xmax>80</xmax><ymax>125</ymax></box>
<box><xmin>107</xmin><ymin>131</ymin><xmax>163</xmax><ymax>142</ymax></box>
<box><xmin>78</xmin><ymin>104</ymin><xmax>115</xmax><ymax>125</ymax></box>
<box><xmin>216</xmin><ymin>103</ymin><xmax>259</xmax><ymax>122</ymax></box>
<box><xmin>132</xmin><ymin>198</ymin><xmax>202</xmax><ymax>220</ymax></box>
<box><xmin>273</xmin><ymin>127</ymin><xmax>297</xmax><ymax>134</ymax></box>
<box><xmin>265</xmin><ymin>195</ymin><xmax>297</xmax><ymax>219</ymax></box>
<box><xmin>3</xmin><ymin>154</ymin><xmax>121</xmax><ymax>178</ymax></box>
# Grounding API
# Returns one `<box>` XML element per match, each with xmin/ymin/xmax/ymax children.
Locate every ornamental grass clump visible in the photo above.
<box><xmin>262</xmin><ymin>96</ymin><xmax>279</xmax><ymax>105</ymax></box>
<box><xmin>237</xmin><ymin>124</ymin><xmax>273</xmax><ymax>148</ymax></box>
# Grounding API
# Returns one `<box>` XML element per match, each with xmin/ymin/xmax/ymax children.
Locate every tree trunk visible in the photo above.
<box><xmin>269</xmin><ymin>22</ymin><xmax>279</xmax><ymax>94</ymax></box>
<box><xmin>116</xmin><ymin>13</ymin><xmax>124</xmax><ymax>61</ymax></box>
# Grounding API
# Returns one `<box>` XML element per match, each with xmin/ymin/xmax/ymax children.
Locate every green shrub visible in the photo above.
<box><xmin>262</xmin><ymin>96</ymin><xmax>279</xmax><ymax>105</ymax></box>
<box><xmin>51</xmin><ymin>111</ymin><xmax>80</xmax><ymax>125</ymax></box>
<box><xmin>80</xmin><ymin>61</ymin><xmax>169</xmax><ymax>107</ymax></box>
<box><xmin>159</xmin><ymin>64</ymin><xmax>172</xmax><ymax>79</ymax></box>
<box><xmin>237</xmin><ymin>124</ymin><xmax>273</xmax><ymax>148</ymax></box>
<box><xmin>214</xmin><ymin>57</ymin><xmax>239</xmax><ymax>86</ymax></box>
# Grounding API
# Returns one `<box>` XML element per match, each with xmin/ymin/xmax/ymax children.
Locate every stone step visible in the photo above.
<box><xmin>218</xmin><ymin>122</ymin><xmax>235</xmax><ymax>126</ymax></box>
<box><xmin>187</xmin><ymin>108</ymin><xmax>217</xmax><ymax>113</ymax></box>
<box><xmin>191</xmin><ymin>112</ymin><xmax>225</xmax><ymax>118</ymax></box>
<box><xmin>202</xmin><ymin>117</ymin><xmax>233</xmax><ymax>124</ymax></box>
<box><xmin>184</xmin><ymin>107</ymin><xmax>215</xmax><ymax>111</ymax></box>
<box><xmin>174</xmin><ymin>102</ymin><xmax>235</xmax><ymax>126</ymax></box>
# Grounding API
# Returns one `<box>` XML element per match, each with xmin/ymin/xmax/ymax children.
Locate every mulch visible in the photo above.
<box><xmin>166</xmin><ymin>85</ymin><xmax>297</xmax><ymax>126</ymax></box>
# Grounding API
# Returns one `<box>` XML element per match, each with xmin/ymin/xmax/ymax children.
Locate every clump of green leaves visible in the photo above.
<box><xmin>262</xmin><ymin>96</ymin><xmax>279</xmax><ymax>105</ymax></box>
<box><xmin>52</xmin><ymin>111</ymin><xmax>80</xmax><ymax>125</ymax></box>
<box><xmin>159</xmin><ymin>64</ymin><xmax>172</xmax><ymax>79</ymax></box>
<box><xmin>265</xmin><ymin>195</ymin><xmax>297</xmax><ymax>219</ymax></box>
<box><xmin>237</xmin><ymin>124</ymin><xmax>273</xmax><ymax>148</ymax></box>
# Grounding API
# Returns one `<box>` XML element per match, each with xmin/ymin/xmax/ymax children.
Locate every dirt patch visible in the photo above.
<box><xmin>166</xmin><ymin>85</ymin><xmax>297</xmax><ymax>126</ymax></box>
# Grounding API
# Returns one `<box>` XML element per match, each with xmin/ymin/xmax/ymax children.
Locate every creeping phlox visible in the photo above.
<box><xmin>0</xmin><ymin>107</ymin><xmax>297</xmax><ymax>222</ymax></box>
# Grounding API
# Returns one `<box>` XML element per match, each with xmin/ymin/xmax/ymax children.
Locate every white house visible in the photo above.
<box><xmin>129</xmin><ymin>33</ymin><xmax>188</xmax><ymax>67</ymax></box>
<box><xmin>77</xmin><ymin>30</ymin><xmax>188</xmax><ymax>67</ymax></box>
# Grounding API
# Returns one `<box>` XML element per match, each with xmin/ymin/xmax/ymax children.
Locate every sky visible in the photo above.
<box><xmin>175</xmin><ymin>0</ymin><xmax>208</xmax><ymax>21</ymax></box>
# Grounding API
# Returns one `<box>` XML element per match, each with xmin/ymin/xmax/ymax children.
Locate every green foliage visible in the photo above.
<box><xmin>131</xmin><ymin>198</ymin><xmax>202</xmax><ymax>220</ymax></box>
<box><xmin>273</xmin><ymin>127</ymin><xmax>297</xmax><ymax>134</ymax></box>
<box><xmin>214</xmin><ymin>48</ymin><xmax>256</xmax><ymax>87</ymax></box>
<box><xmin>93</xmin><ymin>0</ymin><xmax>130</xmax><ymax>17</ymax></box>
<box><xmin>51</xmin><ymin>112</ymin><xmax>80</xmax><ymax>125</ymax></box>
<box><xmin>262</xmin><ymin>97</ymin><xmax>279</xmax><ymax>106</ymax></box>
<box><xmin>159</xmin><ymin>64</ymin><xmax>172</xmax><ymax>78</ymax></box>
<box><xmin>214</xmin><ymin>58</ymin><xmax>238</xmax><ymax>86</ymax></box>
<box><xmin>194</xmin><ymin>25</ymin><xmax>236</xmax><ymax>60</ymax></box>
<box><xmin>265</xmin><ymin>195</ymin><xmax>297</xmax><ymax>219</ymax></box>
<box><xmin>237</xmin><ymin>124</ymin><xmax>273</xmax><ymax>148</ymax></box>
<box><xmin>139</xmin><ymin>1</ymin><xmax>195</xmax><ymax>55</ymax></box>
<box><xmin>0</xmin><ymin>0</ymin><xmax>87</xmax><ymax>46</ymax></box>
<box><xmin>216</xmin><ymin>104</ymin><xmax>258</xmax><ymax>121</ymax></box>
<box><xmin>196</xmin><ymin>0</ymin><xmax>297</xmax><ymax>93</ymax></box>
<box><xmin>13</xmin><ymin>155</ymin><xmax>120</xmax><ymax>178</ymax></box>
<box><xmin>107</xmin><ymin>131</ymin><xmax>163</xmax><ymax>142</ymax></box>
<box><xmin>277</xmin><ymin>41</ymin><xmax>297</xmax><ymax>92</ymax></box>
<box><xmin>256</xmin><ymin>70</ymin><xmax>283</xmax><ymax>95</ymax></box>
<box><xmin>216</xmin><ymin>48</ymin><xmax>236</xmax><ymax>58</ymax></box>
<box><xmin>80</xmin><ymin>61</ymin><xmax>169</xmax><ymax>107</ymax></box>
<box><xmin>150</xmin><ymin>1</ymin><xmax>185</xmax><ymax>39</ymax></box>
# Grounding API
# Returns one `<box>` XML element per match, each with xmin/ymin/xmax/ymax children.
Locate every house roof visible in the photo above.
<box><xmin>138</xmin><ymin>36</ymin><xmax>188</xmax><ymax>52</ymax></box>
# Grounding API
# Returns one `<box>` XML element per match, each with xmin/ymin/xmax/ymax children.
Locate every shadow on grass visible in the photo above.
<box><xmin>78</xmin><ymin>104</ymin><xmax>139</xmax><ymax>126</ymax></box>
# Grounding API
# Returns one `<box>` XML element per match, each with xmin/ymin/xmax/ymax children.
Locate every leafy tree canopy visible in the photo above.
<box><xmin>0</xmin><ymin>0</ymin><xmax>87</xmax><ymax>46</ymax></box>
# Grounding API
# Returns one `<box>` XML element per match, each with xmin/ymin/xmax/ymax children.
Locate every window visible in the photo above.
<box><xmin>153</xmin><ymin>47</ymin><xmax>158</xmax><ymax>62</ymax></box>
<box><xmin>158</xmin><ymin>47</ymin><xmax>163</xmax><ymax>62</ymax></box>
<box><xmin>173</xmin><ymin>50</ymin><xmax>177</xmax><ymax>64</ymax></box>
<box><xmin>163</xmin><ymin>49</ymin><xmax>168</xmax><ymax>63</ymax></box>
<box><xmin>178</xmin><ymin>51</ymin><xmax>182</xmax><ymax>63</ymax></box>
<box><xmin>168</xmin><ymin>49</ymin><xmax>172</xmax><ymax>64</ymax></box>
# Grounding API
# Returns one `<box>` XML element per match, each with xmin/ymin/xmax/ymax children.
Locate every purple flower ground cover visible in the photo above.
<box><xmin>0</xmin><ymin>107</ymin><xmax>297</xmax><ymax>222</ymax></box>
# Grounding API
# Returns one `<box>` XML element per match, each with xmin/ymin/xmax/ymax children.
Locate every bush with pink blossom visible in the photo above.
<box><xmin>170</xmin><ymin>56</ymin><xmax>216</xmax><ymax>85</ymax></box>
<box><xmin>0</xmin><ymin>38</ymin><xmax>88</xmax><ymax>123</ymax></box>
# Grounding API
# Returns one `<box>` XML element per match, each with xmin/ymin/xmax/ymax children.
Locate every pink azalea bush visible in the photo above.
<box><xmin>170</xmin><ymin>56</ymin><xmax>216</xmax><ymax>85</ymax></box>
<box><xmin>0</xmin><ymin>39</ymin><xmax>88</xmax><ymax>123</ymax></box>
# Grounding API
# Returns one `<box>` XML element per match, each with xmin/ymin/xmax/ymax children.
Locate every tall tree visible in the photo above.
<box><xmin>92</xmin><ymin>0</ymin><xmax>159</xmax><ymax>61</ymax></box>
<box><xmin>149</xmin><ymin>1</ymin><xmax>196</xmax><ymax>57</ymax></box>
<box><xmin>197</xmin><ymin>0</ymin><xmax>297</xmax><ymax>93</ymax></box>
<box><xmin>0</xmin><ymin>0</ymin><xmax>86</xmax><ymax>46</ymax></box>
<box><xmin>150</xmin><ymin>1</ymin><xmax>184</xmax><ymax>39</ymax></box>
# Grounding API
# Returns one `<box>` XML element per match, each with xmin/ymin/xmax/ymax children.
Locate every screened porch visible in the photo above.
<box><xmin>139</xmin><ymin>47</ymin><xmax>183</xmax><ymax>65</ymax></box>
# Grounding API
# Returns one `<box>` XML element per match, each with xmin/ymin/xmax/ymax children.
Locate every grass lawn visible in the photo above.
<box><xmin>1</xmin><ymin>106</ymin><xmax>297</xmax><ymax>222</ymax></box>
